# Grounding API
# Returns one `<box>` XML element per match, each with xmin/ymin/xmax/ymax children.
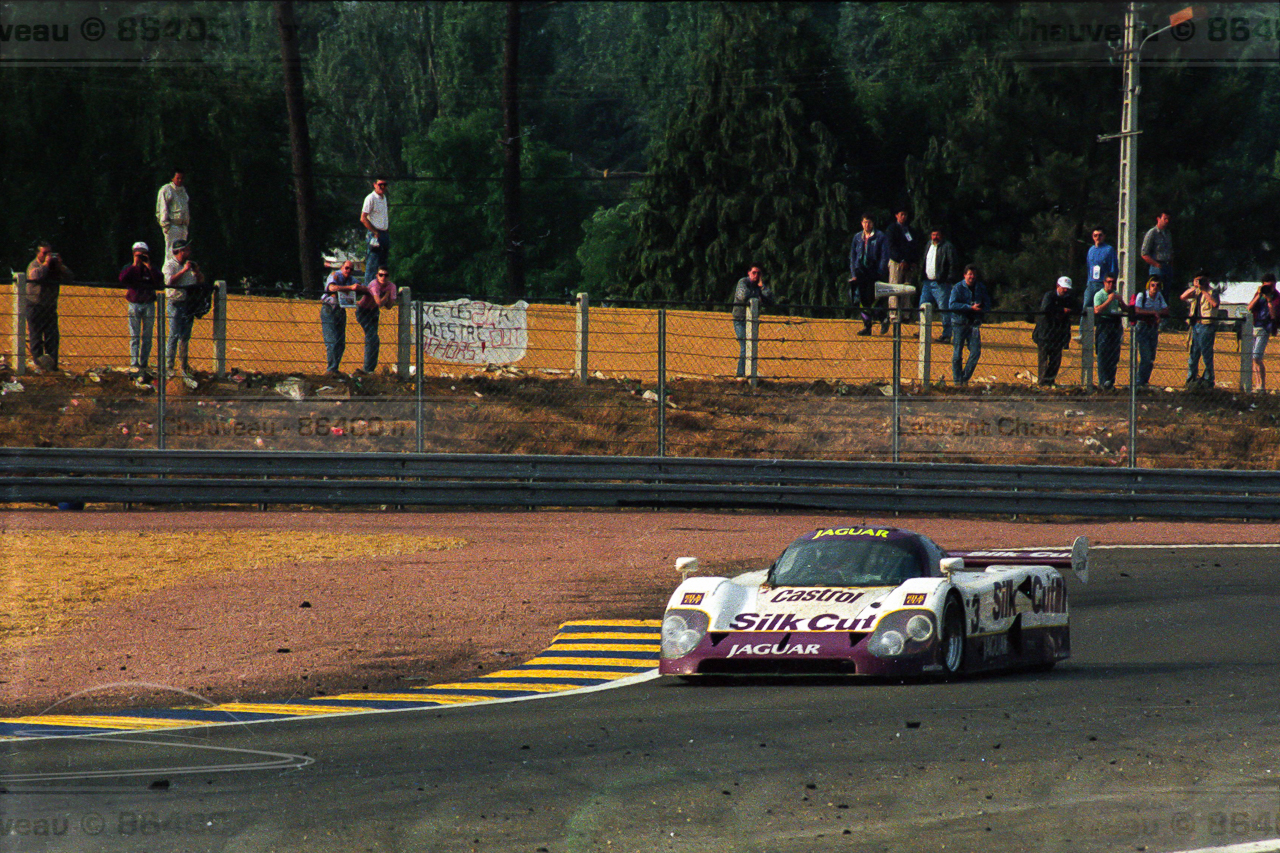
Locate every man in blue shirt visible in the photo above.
<box><xmin>1082</xmin><ymin>228</ymin><xmax>1118</xmax><ymax>321</ymax></box>
<box><xmin>849</xmin><ymin>214</ymin><xmax>890</xmax><ymax>335</ymax></box>
<box><xmin>948</xmin><ymin>264</ymin><xmax>991</xmax><ymax>385</ymax></box>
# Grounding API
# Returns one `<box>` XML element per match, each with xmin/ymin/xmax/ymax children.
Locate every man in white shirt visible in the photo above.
<box><xmin>360</xmin><ymin>178</ymin><xmax>390</xmax><ymax>285</ymax></box>
<box><xmin>156</xmin><ymin>170</ymin><xmax>190</xmax><ymax>261</ymax></box>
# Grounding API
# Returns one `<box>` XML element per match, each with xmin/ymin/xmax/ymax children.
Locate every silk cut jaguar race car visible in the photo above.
<box><xmin>659</xmin><ymin>526</ymin><xmax>1089</xmax><ymax>678</ymax></box>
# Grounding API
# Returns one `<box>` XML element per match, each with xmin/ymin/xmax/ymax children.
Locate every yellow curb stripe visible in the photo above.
<box><xmin>474</xmin><ymin>668</ymin><xmax>638</xmax><ymax>681</ymax></box>
<box><xmin>525</xmin><ymin>656</ymin><xmax>656</xmax><ymax>668</ymax></box>
<box><xmin>551</xmin><ymin>632</ymin><xmax>660</xmax><ymax>641</ymax></box>
<box><xmin>423</xmin><ymin>682</ymin><xmax>568</xmax><ymax>693</ymax></box>
<box><xmin>560</xmin><ymin>619</ymin><xmax>661</xmax><ymax>628</ymax></box>
<box><xmin>325</xmin><ymin>692</ymin><xmax>488</xmax><ymax>704</ymax></box>
<box><xmin>549</xmin><ymin>643</ymin><xmax>659</xmax><ymax>653</ymax></box>
<box><xmin>0</xmin><ymin>715</ymin><xmax>195</xmax><ymax>731</ymax></box>
<box><xmin>208</xmin><ymin>703</ymin><xmax>374</xmax><ymax>716</ymax></box>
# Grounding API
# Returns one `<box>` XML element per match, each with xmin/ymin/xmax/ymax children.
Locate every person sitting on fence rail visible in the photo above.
<box><xmin>1032</xmin><ymin>275</ymin><xmax>1075</xmax><ymax>387</ymax></box>
<box><xmin>1181</xmin><ymin>269</ymin><xmax>1220</xmax><ymax>389</ymax></box>
<box><xmin>119</xmin><ymin>241</ymin><xmax>162</xmax><ymax>376</ymax></box>
<box><xmin>948</xmin><ymin>264</ymin><xmax>991</xmax><ymax>386</ymax></box>
<box><xmin>730</xmin><ymin>263</ymin><xmax>773</xmax><ymax>378</ymax></box>
<box><xmin>1093</xmin><ymin>274</ymin><xmax>1124</xmax><ymax>390</ymax></box>
<box><xmin>355</xmin><ymin>266</ymin><xmax>397</xmax><ymax>376</ymax></box>
<box><xmin>1247</xmin><ymin>273</ymin><xmax>1279</xmax><ymax>393</ymax></box>
<box><xmin>162</xmin><ymin>239</ymin><xmax>204</xmax><ymax>378</ymax></box>
<box><xmin>1132</xmin><ymin>275</ymin><xmax>1169</xmax><ymax>388</ymax></box>
<box><xmin>25</xmin><ymin>242</ymin><xmax>73</xmax><ymax>373</ymax></box>
<box><xmin>320</xmin><ymin>260</ymin><xmax>368</xmax><ymax>377</ymax></box>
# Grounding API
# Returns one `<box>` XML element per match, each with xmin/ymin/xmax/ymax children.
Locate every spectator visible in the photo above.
<box><xmin>321</xmin><ymin>260</ymin><xmax>366</xmax><ymax>377</ymax></box>
<box><xmin>885</xmin><ymin>207</ymin><xmax>923</xmax><ymax>321</ymax></box>
<box><xmin>1181</xmin><ymin>270</ymin><xmax>1219</xmax><ymax>389</ymax></box>
<box><xmin>24</xmin><ymin>242</ymin><xmax>72</xmax><ymax>373</ymax></box>
<box><xmin>1032</xmin><ymin>276</ymin><xmax>1075</xmax><ymax>387</ymax></box>
<box><xmin>1082</xmin><ymin>228</ymin><xmax>1118</xmax><ymax>322</ymax></box>
<box><xmin>156</xmin><ymin>170</ymin><xmax>190</xmax><ymax>261</ymax></box>
<box><xmin>1247</xmin><ymin>273</ymin><xmax>1279</xmax><ymax>393</ymax></box>
<box><xmin>361</xmin><ymin>177</ymin><xmax>390</xmax><ymax>286</ymax></box>
<box><xmin>1140</xmin><ymin>211</ymin><xmax>1176</xmax><ymax>329</ymax></box>
<box><xmin>1133</xmin><ymin>275</ymin><xmax>1169</xmax><ymax>388</ymax></box>
<box><xmin>948</xmin><ymin>264</ymin><xmax>991</xmax><ymax>385</ymax></box>
<box><xmin>919</xmin><ymin>227</ymin><xmax>959</xmax><ymax>343</ymax></box>
<box><xmin>355</xmin><ymin>266</ymin><xmax>398</xmax><ymax>376</ymax></box>
<box><xmin>162</xmin><ymin>239</ymin><xmax>204</xmax><ymax>377</ymax></box>
<box><xmin>1093</xmin><ymin>274</ymin><xmax>1123</xmax><ymax>390</ymax></box>
<box><xmin>118</xmin><ymin>240</ymin><xmax>162</xmax><ymax>375</ymax></box>
<box><xmin>730</xmin><ymin>264</ymin><xmax>773</xmax><ymax>378</ymax></box>
<box><xmin>849</xmin><ymin>214</ymin><xmax>890</xmax><ymax>335</ymax></box>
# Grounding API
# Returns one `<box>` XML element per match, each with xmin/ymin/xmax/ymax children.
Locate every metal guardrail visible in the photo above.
<box><xmin>2</xmin><ymin>448</ymin><xmax>1278</xmax><ymax>519</ymax></box>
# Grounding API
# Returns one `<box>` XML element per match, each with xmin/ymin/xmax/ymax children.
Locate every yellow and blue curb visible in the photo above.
<box><xmin>0</xmin><ymin>619</ymin><xmax>660</xmax><ymax>741</ymax></box>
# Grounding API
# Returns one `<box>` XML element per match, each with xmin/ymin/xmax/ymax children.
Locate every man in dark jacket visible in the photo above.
<box><xmin>1033</xmin><ymin>276</ymin><xmax>1076</xmax><ymax>386</ymax></box>
<box><xmin>885</xmin><ymin>208</ymin><xmax>923</xmax><ymax>322</ymax></box>
<box><xmin>119</xmin><ymin>241</ymin><xmax>163</xmax><ymax>374</ymax></box>
<box><xmin>731</xmin><ymin>264</ymin><xmax>773</xmax><ymax>377</ymax></box>
<box><xmin>920</xmin><ymin>227</ymin><xmax>959</xmax><ymax>342</ymax></box>
<box><xmin>849</xmin><ymin>214</ymin><xmax>890</xmax><ymax>335</ymax></box>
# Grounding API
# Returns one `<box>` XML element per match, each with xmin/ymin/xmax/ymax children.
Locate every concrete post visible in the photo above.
<box><xmin>918</xmin><ymin>302</ymin><xmax>932</xmax><ymax>391</ymax></box>
<box><xmin>576</xmin><ymin>292</ymin><xmax>589</xmax><ymax>383</ymax></box>
<box><xmin>1239</xmin><ymin>311</ymin><xmax>1253</xmax><ymax>392</ymax></box>
<box><xmin>397</xmin><ymin>287</ymin><xmax>412</xmax><ymax>379</ymax></box>
<box><xmin>748</xmin><ymin>297</ymin><xmax>760</xmax><ymax>387</ymax></box>
<box><xmin>12</xmin><ymin>273</ymin><xmax>26</xmax><ymax>376</ymax></box>
<box><xmin>1080</xmin><ymin>309</ymin><xmax>1095</xmax><ymax>388</ymax></box>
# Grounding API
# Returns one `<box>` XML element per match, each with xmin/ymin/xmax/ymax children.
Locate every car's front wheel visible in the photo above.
<box><xmin>940</xmin><ymin>597</ymin><xmax>966</xmax><ymax>676</ymax></box>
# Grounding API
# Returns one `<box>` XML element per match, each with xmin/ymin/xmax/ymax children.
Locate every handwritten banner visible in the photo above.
<box><xmin>421</xmin><ymin>299</ymin><xmax>529</xmax><ymax>365</ymax></box>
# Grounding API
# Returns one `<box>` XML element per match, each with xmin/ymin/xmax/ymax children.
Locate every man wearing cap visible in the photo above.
<box><xmin>1247</xmin><ymin>273</ymin><xmax>1279</xmax><ymax>392</ymax></box>
<box><xmin>1093</xmin><ymin>274</ymin><xmax>1123</xmax><ymax>389</ymax></box>
<box><xmin>162</xmin><ymin>239</ymin><xmax>204</xmax><ymax>377</ymax></box>
<box><xmin>1033</xmin><ymin>276</ymin><xmax>1076</xmax><ymax>386</ymax></box>
<box><xmin>156</xmin><ymin>170</ymin><xmax>190</xmax><ymax>261</ymax></box>
<box><xmin>1181</xmin><ymin>269</ymin><xmax>1219</xmax><ymax>388</ymax></box>
<box><xmin>1133</xmin><ymin>275</ymin><xmax>1170</xmax><ymax>388</ymax></box>
<box><xmin>24</xmin><ymin>242</ymin><xmax>73</xmax><ymax>373</ymax></box>
<box><xmin>118</xmin><ymin>241</ymin><xmax>163</xmax><ymax>374</ymax></box>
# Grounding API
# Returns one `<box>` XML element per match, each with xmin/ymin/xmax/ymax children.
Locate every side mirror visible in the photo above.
<box><xmin>676</xmin><ymin>557</ymin><xmax>699</xmax><ymax>582</ymax></box>
<box><xmin>940</xmin><ymin>557</ymin><xmax>965</xmax><ymax>577</ymax></box>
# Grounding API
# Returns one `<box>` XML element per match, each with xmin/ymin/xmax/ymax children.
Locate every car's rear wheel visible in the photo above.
<box><xmin>940</xmin><ymin>597</ymin><xmax>966</xmax><ymax>676</ymax></box>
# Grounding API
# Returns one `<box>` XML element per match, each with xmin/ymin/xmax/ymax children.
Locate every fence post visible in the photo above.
<box><xmin>657</xmin><ymin>307</ymin><xmax>666</xmax><ymax>457</ymax></box>
<box><xmin>748</xmin><ymin>297</ymin><xmax>759</xmax><ymax>388</ymax></box>
<box><xmin>918</xmin><ymin>302</ymin><xmax>932</xmax><ymax>392</ymax></box>
<box><xmin>1240</xmin><ymin>311</ymin><xmax>1254</xmax><ymax>392</ymax></box>
<box><xmin>213</xmin><ymin>280</ymin><xmax>227</xmax><ymax>377</ymax></box>
<box><xmin>12</xmin><ymin>273</ymin><xmax>27</xmax><ymax>376</ymax></box>
<box><xmin>1080</xmin><ymin>309</ymin><xmax>1095</xmax><ymax>388</ymax></box>
<box><xmin>1127</xmin><ymin>322</ymin><xmax>1137</xmax><ymax>468</ymax></box>
<box><xmin>576</xmin><ymin>291</ymin><xmax>589</xmax><ymax>383</ymax></box>
<box><xmin>398</xmin><ymin>286</ymin><xmax>412</xmax><ymax>379</ymax></box>
<box><xmin>415</xmin><ymin>300</ymin><xmax>424</xmax><ymax>453</ymax></box>
<box><xmin>156</xmin><ymin>291</ymin><xmax>167</xmax><ymax>450</ymax></box>
<box><xmin>892</xmin><ymin>312</ymin><xmax>901</xmax><ymax>463</ymax></box>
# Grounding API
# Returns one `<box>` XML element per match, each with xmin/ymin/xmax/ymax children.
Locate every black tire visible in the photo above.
<box><xmin>940</xmin><ymin>596</ymin><xmax>966</xmax><ymax>676</ymax></box>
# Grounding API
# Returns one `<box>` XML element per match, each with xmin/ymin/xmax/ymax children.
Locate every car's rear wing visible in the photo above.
<box><xmin>951</xmin><ymin>536</ymin><xmax>1089</xmax><ymax>583</ymax></box>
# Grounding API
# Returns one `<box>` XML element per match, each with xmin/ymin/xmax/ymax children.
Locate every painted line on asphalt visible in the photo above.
<box><xmin>0</xmin><ymin>619</ymin><xmax>660</xmax><ymax>741</ymax></box>
<box><xmin>1161</xmin><ymin>839</ymin><xmax>1280</xmax><ymax>853</ymax></box>
<box><xmin>1094</xmin><ymin>544</ymin><xmax>1280</xmax><ymax>550</ymax></box>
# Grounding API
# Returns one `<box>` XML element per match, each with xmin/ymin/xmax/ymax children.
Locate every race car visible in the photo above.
<box><xmin>659</xmin><ymin>525</ymin><xmax>1088</xmax><ymax>678</ymax></box>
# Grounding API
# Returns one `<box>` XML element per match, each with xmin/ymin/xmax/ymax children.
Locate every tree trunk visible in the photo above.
<box><xmin>502</xmin><ymin>0</ymin><xmax>524</xmax><ymax>301</ymax></box>
<box><xmin>276</xmin><ymin>0</ymin><xmax>319</xmax><ymax>294</ymax></box>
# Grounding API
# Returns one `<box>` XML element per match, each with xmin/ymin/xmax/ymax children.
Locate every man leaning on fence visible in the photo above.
<box><xmin>119</xmin><ymin>241</ymin><xmax>162</xmax><ymax>376</ymax></box>
<box><xmin>355</xmin><ymin>266</ymin><xmax>397</xmax><ymax>376</ymax></box>
<box><xmin>1093</xmin><ymin>274</ymin><xmax>1123</xmax><ymax>390</ymax></box>
<box><xmin>920</xmin><ymin>227</ymin><xmax>959</xmax><ymax>344</ymax></box>
<box><xmin>25</xmin><ymin>242</ymin><xmax>72</xmax><ymax>373</ymax></box>
<box><xmin>948</xmin><ymin>264</ymin><xmax>990</xmax><ymax>386</ymax></box>
<box><xmin>1033</xmin><ymin>276</ymin><xmax>1075</xmax><ymax>387</ymax></box>
<box><xmin>162</xmin><ymin>239</ymin><xmax>203</xmax><ymax>378</ymax></box>
<box><xmin>1247</xmin><ymin>274</ymin><xmax>1279</xmax><ymax>393</ymax></box>
<box><xmin>1182</xmin><ymin>270</ymin><xmax>1219</xmax><ymax>389</ymax></box>
<box><xmin>731</xmin><ymin>264</ymin><xmax>772</xmax><ymax>378</ymax></box>
<box><xmin>1133</xmin><ymin>276</ymin><xmax>1169</xmax><ymax>388</ymax></box>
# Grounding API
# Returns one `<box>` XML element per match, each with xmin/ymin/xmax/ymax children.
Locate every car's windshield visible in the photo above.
<box><xmin>770</xmin><ymin>537</ymin><xmax>923</xmax><ymax>587</ymax></box>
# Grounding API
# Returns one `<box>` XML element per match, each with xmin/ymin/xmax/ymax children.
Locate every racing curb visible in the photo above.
<box><xmin>0</xmin><ymin>619</ymin><xmax>660</xmax><ymax>741</ymax></box>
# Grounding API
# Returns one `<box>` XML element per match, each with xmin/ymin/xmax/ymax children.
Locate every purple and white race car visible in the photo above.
<box><xmin>659</xmin><ymin>526</ymin><xmax>1089</xmax><ymax>678</ymax></box>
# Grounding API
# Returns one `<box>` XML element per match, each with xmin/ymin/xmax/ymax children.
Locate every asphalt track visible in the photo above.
<box><xmin>2</xmin><ymin>545</ymin><xmax>1279</xmax><ymax>853</ymax></box>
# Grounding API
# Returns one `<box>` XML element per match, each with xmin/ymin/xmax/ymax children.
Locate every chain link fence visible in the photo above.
<box><xmin>3</xmin><ymin>274</ymin><xmax>1275</xmax><ymax>468</ymax></box>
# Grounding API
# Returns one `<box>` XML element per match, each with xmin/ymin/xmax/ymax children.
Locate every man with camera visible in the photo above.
<box><xmin>119</xmin><ymin>241</ymin><xmax>163</xmax><ymax>375</ymax></box>
<box><xmin>1181</xmin><ymin>269</ymin><xmax>1220</xmax><ymax>389</ymax></box>
<box><xmin>24</xmin><ymin>242</ymin><xmax>73</xmax><ymax>373</ymax></box>
<box><xmin>162</xmin><ymin>239</ymin><xmax>205</xmax><ymax>378</ymax></box>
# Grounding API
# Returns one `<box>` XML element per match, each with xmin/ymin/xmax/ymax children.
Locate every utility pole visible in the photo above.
<box><xmin>1115</xmin><ymin>2</ymin><xmax>1139</xmax><ymax>304</ymax></box>
<box><xmin>501</xmin><ymin>0</ymin><xmax>524</xmax><ymax>301</ymax></box>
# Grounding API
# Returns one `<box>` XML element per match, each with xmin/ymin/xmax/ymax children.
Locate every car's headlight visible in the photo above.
<box><xmin>865</xmin><ymin>610</ymin><xmax>936</xmax><ymax>658</ymax></box>
<box><xmin>661</xmin><ymin>609</ymin><xmax>709</xmax><ymax>658</ymax></box>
